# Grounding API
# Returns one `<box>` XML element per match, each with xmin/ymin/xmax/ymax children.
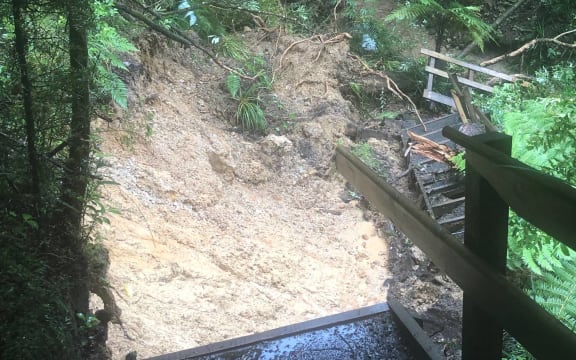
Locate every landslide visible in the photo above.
<box><xmin>91</xmin><ymin>30</ymin><xmax>426</xmax><ymax>359</ymax></box>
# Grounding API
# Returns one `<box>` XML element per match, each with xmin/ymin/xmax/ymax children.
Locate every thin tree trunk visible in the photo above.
<box><xmin>61</xmin><ymin>0</ymin><xmax>91</xmax><ymax>314</ymax></box>
<box><xmin>435</xmin><ymin>23</ymin><xmax>445</xmax><ymax>53</ymax></box>
<box><xmin>11</xmin><ymin>0</ymin><xmax>40</xmax><ymax>204</ymax></box>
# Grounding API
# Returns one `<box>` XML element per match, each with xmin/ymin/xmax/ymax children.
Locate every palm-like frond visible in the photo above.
<box><xmin>386</xmin><ymin>0</ymin><xmax>495</xmax><ymax>51</ymax></box>
<box><xmin>385</xmin><ymin>0</ymin><xmax>443</xmax><ymax>22</ymax></box>
<box><xmin>447</xmin><ymin>5</ymin><xmax>496</xmax><ymax>51</ymax></box>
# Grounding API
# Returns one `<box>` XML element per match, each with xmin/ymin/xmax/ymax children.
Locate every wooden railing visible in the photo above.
<box><xmin>334</xmin><ymin>128</ymin><xmax>576</xmax><ymax>359</ymax></box>
<box><xmin>421</xmin><ymin>48</ymin><xmax>514</xmax><ymax>107</ymax></box>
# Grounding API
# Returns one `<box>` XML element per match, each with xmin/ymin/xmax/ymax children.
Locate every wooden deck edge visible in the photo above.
<box><xmin>388</xmin><ymin>298</ymin><xmax>446</xmax><ymax>360</ymax></box>
<box><xmin>146</xmin><ymin>303</ymin><xmax>390</xmax><ymax>360</ymax></box>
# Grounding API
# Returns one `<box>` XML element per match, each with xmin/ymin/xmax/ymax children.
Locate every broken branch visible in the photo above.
<box><xmin>481</xmin><ymin>29</ymin><xmax>576</xmax><ymax>66</ymax></box>
<box><xmin>408</xmin><ymin>130</ymin><xmax>455</xmax><ymax>164</ymax></box>
<box><xmin>351</xmin><ymin>54</ymin><xmax>427</xmax><ymax>131</ymax></box>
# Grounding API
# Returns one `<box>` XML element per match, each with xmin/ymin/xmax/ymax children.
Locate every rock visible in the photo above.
<box><xmin>234</xmin><ymin>159</ymin><xmax>271</xmax><ymax>184</ymax></box>
<box><xmin>260</xmin><ymin>134</ymin><xmax>293</xmax><ymax>155</ymax></box>
<box><xmin>207</xmin><ymin>151</ymin><xmax>235</xmax><ymax>182</ymax></box>
<box><xmin>301</xmin><ymin>122</ymin><xmax>324</xmax><ymax>139</ymax></box>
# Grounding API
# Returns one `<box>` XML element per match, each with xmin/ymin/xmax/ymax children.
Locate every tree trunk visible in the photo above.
<box><xmin>61</xmin><ymin>0</ymin><xmax>91</xmax><ymax>314</ymax></box>
<box><xmin>435</xmin><ymin>22</ymin><xmax>446</xmax><ymax>53</ymax></box>
<box><xmin>11</xmin><ymin>0</ymin><xmax>40</xmax><ymax>205</ymax></box>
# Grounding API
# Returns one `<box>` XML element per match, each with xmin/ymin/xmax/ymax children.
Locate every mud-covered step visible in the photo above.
<box><xmin>437</xmin><ymin>215</ymin><xmax>465</xmax><ymax>233</ymax></box>
<box><xmin>431</xmin><ymin>197</ymin><xmax>465</xmax><ymax>218</ymax></box>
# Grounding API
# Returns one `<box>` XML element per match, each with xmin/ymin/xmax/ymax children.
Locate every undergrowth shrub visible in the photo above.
<box><xmin>481</xmin><ymin>63</ymin><xmax>576</xmax><ymax>274</ymax></box>
<box><xmin>0</xmin><ymin>235</ymin><xmax>80</xmax><ymax>359</ymax></box>
<box><xmin>351</xmin><ymin>141</ymin><xmax>387</xmax><ymax>178</ymax></box>
<box><xmin>226</xmin><ymin>73</ymin><xmax>267</xmax><ymax>132</ymax></box>
<box><xmin>480</xmin><ymin>63</ymin><xmax>576</xmax><ymax>354</ymax></box>
<box><xmin>90</xmin><ymin>1</ymin><xmax>138</xmax><ymax>109</ymax></box>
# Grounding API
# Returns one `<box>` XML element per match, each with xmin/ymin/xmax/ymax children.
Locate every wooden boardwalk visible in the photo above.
<box><xmin>401</xmin><ymin>113</ymin><xmax>467</xmax><ymax>238</ymax></box>
<box><xmin>145</xmin><ymin>302</ymin><xmax>443</xmax><ymax>360</ymax></box>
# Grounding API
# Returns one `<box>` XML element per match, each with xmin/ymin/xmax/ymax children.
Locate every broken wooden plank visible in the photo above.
<box><xmin>408</xmin><ymin>131</ymin><xmax>456</xmax><ymax>164</ymax></box>
<box><xmin>421</xmin><ymin>48</ymin><xmax>515</xmax><ymax>81</ymax></box>
<box><xmin>425</xmin><ymin>65</ymin><xmax>495</xmax><ymax>93</ymax></box>
<box><xmin>423</xmin><ymin>89</ymin><xmax>455</xmax><ymax>107</ymax></box>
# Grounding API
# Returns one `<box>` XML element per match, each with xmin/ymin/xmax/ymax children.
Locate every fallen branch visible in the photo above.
<box><xmin>407</xmin><ymin>130</ymin><xmax>455</xmax><ymax>164</ymax></box>
<box><xmin>351</xmin><ymin>54</ymin><xmax>427</xmax><ymax>131</ymax></box>
<box><xmin>333</xmin><ymin>0</ymin><xmax>343</xmax><ymax>32</ymax></box>
<box><xmin>481</xmin><ymin>29</ymin><xmax>576</xmax><ymax>66</ymax></box>
<box><xmin>115</xmin><ymin>2</ymin><xmax>253</xmax><ymax>80</ymax></box>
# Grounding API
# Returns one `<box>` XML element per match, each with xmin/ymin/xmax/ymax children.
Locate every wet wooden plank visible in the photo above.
<box><xmin>423</xmin><ymin>89</ymin><xmax>455</xmax><ymax>107</ymax></box>
<box><xmin>389</xmin><ymin>298</ymin><xmax>446</xmax><ymax>360</ymax></box>
<box><xmin>432</xmin><ymin>197</ymin><xmax>465</xmax><ymax>217</ymax></box>
<box><xmin>147</xmin><ymin>303</ymin><xmax>391</xmax><ymax>360</ymax></box>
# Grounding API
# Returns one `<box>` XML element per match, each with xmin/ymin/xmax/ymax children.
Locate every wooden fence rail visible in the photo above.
<box><xmin>334</xmin><ymin>130</ymin><xmax>576</xmax><ymax>359</ymax></box>
<box><xmin>421</xmin><ymin>48</ymin><xmax>514</xmax><ymax>107</ymax></box>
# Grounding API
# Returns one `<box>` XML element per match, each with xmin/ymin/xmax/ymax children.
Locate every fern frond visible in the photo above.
<box><xmin>522</xmin><ymin>247</ymin><xmax>543</xmax><ymax>276</ymax></box>
<box><xmin>385</xmin><ymin>1</ymin><xmax>442</xmax><ymax>22</ymax></box>
<box><xmin>216</xmin><ymin>35</ymin><xmax>249</xmax><ymax>61</ymax></box>
<box><xmin>529</xmin><ymin>257</ymin><xmax>576</xmax><ymax>331</ymax></box>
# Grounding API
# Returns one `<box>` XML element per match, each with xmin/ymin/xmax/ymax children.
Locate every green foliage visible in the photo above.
<box><xmin>90</xmin><ymin>1</ymin><xmax>138</xmax><ymax>109</ymax></box>
<box><xmin>226</xmin><ymin>73</ymin><xmax>267</xmax><ymax>132</ymax></box>
<box><xmin>529</xmin><ymin>258</ymin><xmax>576</xmax><ymax>332</ymax></box>
<box><xmin>449</xmin><ymin>152</ymin><xmax>465</xmax><ymax>172</ymax></box>
<box><xmin>215</xmin><ymin>34</ymin><xmax>249</xmax><ymax>60</ymax></box>
<box><xmin>0</xmin><ymin>237</ymin><xmax>80</xmax><ymax>359</ymax></box>
<box><xmin>0</xmin><ymin>1</ymin><xmax>122</xmax><ymax>358</ymax></box>
<box><xmin>385</xmin><ymin>0</ymin><xmax>495</xmax><ymax>52</ymax></box>
<box><xmin>481</xmin><ymin>63</ymin><xmax>576</xmax><ymax>276</ymax></box>
<box><xmin>339</xmin><ymin>1</ymin><xmax>403</xmax><ymax>64</ymax></box>
<box><xmin>481</xmin><ymin>63</ymin><xmax>576</xmax><ymax>341</ymax></box>
<box><xmin>502</xmin><ymin>332</ymin><xmax>536</xmax><ymax>360</ymax></box>
<box><xmin>351</xmin><ymin>141</ymin><xmax>387</xmax><ymax>178</ymax></box>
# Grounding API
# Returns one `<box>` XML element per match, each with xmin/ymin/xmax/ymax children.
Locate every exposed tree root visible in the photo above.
<box><xmin>273</xmin><ymin>32</ymin><xmax>352</xmax><ymax>82</ymax></box>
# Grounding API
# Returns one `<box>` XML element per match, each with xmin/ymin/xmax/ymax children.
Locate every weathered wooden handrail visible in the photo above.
<box><xmin>421</xmin><ymin>48</ymin><xmax>514</xmax><ymax>107</ymax></box>
<box><xmin>443</xmin><ymin>126</ymin><xmax>576</xmax><ymax>249</ymax></box>
<box><xmin>421</xmin><ymin>48</ymin><xmax>515</xmax><ymax>81</ymax></box>
<box><xmin>334</xmin><ymin>145</ymin><xmax>576</xmax><ymax>359</ymax></box>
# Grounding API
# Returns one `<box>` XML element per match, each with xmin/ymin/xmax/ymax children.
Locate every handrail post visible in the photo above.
<box><xmin>461</xmin><ymin>132</ymin><xmax>512</xmax><ymax>360</ymax></box>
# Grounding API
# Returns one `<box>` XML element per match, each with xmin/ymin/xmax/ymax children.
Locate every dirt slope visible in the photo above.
<box><xmin>91</xmin><ymin>32</ymin><xmax>421</xmax><ymax>359</ymax></box>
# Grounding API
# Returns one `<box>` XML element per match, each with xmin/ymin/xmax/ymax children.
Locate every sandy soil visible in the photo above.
<box><xmin>91</xmin><ymin>30</ymin><xmax>422</xmax><ymax>359</ymax></box>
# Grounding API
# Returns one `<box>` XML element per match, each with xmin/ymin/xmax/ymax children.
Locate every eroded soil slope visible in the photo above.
<box><xmin>93</xmin><ymin>32</ymin><xmax>419</xmax><ymax>359</ymax></box>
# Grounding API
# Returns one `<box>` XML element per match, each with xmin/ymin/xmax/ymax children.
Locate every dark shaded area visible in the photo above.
<box><xmin>189</xmin><ymin>312</ymin><xmax>413</xmax><ymax>360</ymax></box>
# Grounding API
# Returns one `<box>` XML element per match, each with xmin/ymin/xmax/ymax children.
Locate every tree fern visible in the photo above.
<box><xmin>386</xmin><ymin>0</ymin><xmax>494</xmax><ymax>51</ymax></box>
<box><xmin>385</xmin><ymin>1</ymin><xmax>443</xmax><ymax>22</ymax></box>
<box><xmin>89</xmin><ymin>4</ymin><xmax>137</xmax><ymax>108</ymax></box>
